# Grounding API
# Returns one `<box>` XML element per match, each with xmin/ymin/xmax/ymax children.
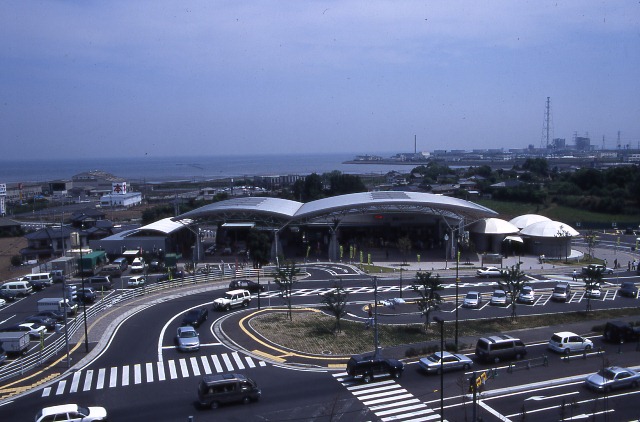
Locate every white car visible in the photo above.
<box><xmin>476</xmin><ymin>266</ymin><xmax>504</xmax><ymax>278</ymax></box>
<box><xmin>490</xmin><ymin>289</ymin><xmax>508</xmax><ymax>306</ymax></box>
<box><xmin>548</xmin><ymin>331</ymin><xmax>594</xmax><ymax>354</ymax></box>
<box><xmin>127</xmin><ymin>275</ymin><xmax>146</xmax><ymax>288</ymax></box>
<box><xmin>35</xmin><ymin>404</ymin><xmax>107</xmax><ymax>422</ymax></box>
<box><xmin>19</xmin><ymin>322</ymin><xmax>47</xmax><ymax>339</ymax></box>
<box><xmin>586</xmin><ymin>284</ymin><xmax>601</xmax><ymax>299</ymax></box>
<box><xmin>130</xmin><ymin>257</ymin><xmax>146</xmax><ymax>273</ymax></box>
<box><xmin>0</xmin><ymin>298</ymin><xmax>6</xmax><ymax>307</ymax></box>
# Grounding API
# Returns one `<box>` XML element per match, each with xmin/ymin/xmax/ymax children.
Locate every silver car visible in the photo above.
<box><xmin>175</xmin><ymin>326</ymin><xmax>200</xmax><ymax>352</ymax></box>
<box><xmin>490</xmin><ymin>289</ymin><xmax>508</xmax><ymax>306</ymax></box>
<box><xmin>516</xmin><ymin>286</ymin><xmax>535</xmax><ymax>304</ymax></box>
<box><xmin>585</xmin><ymin>366</ymin><xmax>640</xmax><ymax>392</ymax></box>
<box><xmin>463</xmin><ymin>291</ymin><xmax>481</xmax><ymax>308</ymax></box>
<box><xmin>418</xmin><ymin>351</ymin><xmax>473</xmax><ymax>374</ymax></box>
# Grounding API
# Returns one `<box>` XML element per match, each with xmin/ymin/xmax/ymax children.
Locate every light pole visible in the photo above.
<box><xmin>444</xmin><ymin>233</ymin><xmax>449</xmax><ymax>269</ymax></box>
<box><xmin>72</xmin><ymin>232</ymin><xmax>89</xmax><ymax>353</ymax></box>
<box><xmin>433</xmin><ymin>316</ymin><xmax>445</xmax><ymax>422</ymax></box>
<box><xmin>455</xmin><ymin>238</ymin><xmax>460</xmax><ymax>350</ymax></box>
<box><xmin>372</xmin><ymin>276</ymin><xmax>380</xmax><ymax>358</ymax></box>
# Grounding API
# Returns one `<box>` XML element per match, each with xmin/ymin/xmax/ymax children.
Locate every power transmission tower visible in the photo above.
<box><xmin>541</xmin><ymin>97</ymin><xmax>553</xmax><ymax>149</ymax></box>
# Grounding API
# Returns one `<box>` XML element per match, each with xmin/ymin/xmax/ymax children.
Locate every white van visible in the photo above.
<box><xmin>0</xmin><ymin>280</ymin><xmax>33</xmax><ymax>297</ymax></box>
<box><xmin>22</xmin><ymin>273</ymin><xmax>53</xmax><ymax>286</ymax></box>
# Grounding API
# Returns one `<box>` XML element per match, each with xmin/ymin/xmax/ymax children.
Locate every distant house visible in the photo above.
<box><xmin>20</xmin><ymin>226</ymin><xmax>80</xmax><ymax>262</ymax></box>
<box><xmin>70</xmin><ymin>208</ymin><xmax>107</xmax><ymax>229</ymax></box>
<box><xmin>0</xmin><ymin>217</ymin><xmax>22</xmax><ymax>237</ymax></box>
<box><xmin>490</xmin><ymin>180</ymin><xmax>524</xmax><ymax>189</ymax></box>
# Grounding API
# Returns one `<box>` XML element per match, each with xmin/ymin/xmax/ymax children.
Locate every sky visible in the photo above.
<box><xmin>1</xmin><ymin>1</ymin><xmax>639</xmax><ymax>159</ymax></box>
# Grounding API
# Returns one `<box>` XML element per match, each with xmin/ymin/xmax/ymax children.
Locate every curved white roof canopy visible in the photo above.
<box><xmin>176</xmin><ymin>191</ymin><xmax>498</xmax><ymax>228</ymax></box>
<box><xmin>519</xmin><ymin>220</ymin><xmax>579</xmax><ymax>237</ymax></box>
<box><xmin>509</xmin><ymin>214</ymin><xmax>551</xmax><ymax>230</ymax></box>
<box><xmin>469</xmin><ymin>218</ymin><xmax>519</xmax><ymax>234</ymax></box>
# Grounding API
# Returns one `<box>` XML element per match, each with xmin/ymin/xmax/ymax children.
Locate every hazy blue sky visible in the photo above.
<box><xmin>2</xmin><ymin>1</ymin><xmax>639</xmax><ymax>159</ymax></box>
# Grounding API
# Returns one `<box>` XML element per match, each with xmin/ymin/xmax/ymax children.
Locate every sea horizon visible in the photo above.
<box><xmin>0</xmin><ymin>152</ymin><xmax>415</xmax><ymax>184</ymax></box>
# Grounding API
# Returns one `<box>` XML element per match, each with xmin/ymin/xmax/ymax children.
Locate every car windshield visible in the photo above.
<box><xmin>494</xmin><ymin>291</ymin><xmax>505</xmax><ymax>297</ymax></box>
<box><xmin>553</xmin><ymin>286</ymin><xmax>565</xmax><ymax>293</ymax></box>
<box><xmin>598</xmin><ymin>369</ymin><xmax>616</xmax><ymax>380</ymax></box>
<box><xmin>426</xmin><ymin>353</ymin><xmax>440</xmax><ymax>363</ymax></box>
<box><xmin>180</xmin><ymin>330</ymin><xmax>197</xmax><ymax>338</ymax></box>
<box><xmin>465</xmin><ymin>293</ymin><xmax>477</xmax><ymax>299</ymax></box>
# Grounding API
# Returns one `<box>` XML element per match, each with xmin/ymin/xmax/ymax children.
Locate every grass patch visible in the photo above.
<box><xmin>250</xmin><ymin>307</ymin><xmax>640</xmax><ymax>358</ymax></box>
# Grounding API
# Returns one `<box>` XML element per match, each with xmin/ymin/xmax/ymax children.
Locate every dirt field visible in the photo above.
<box><xmin>0</xmin><ymin>237</ymin><xmax>28</xmax><ymax>282</ymax></box>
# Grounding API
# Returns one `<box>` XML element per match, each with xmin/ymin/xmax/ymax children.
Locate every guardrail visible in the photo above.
<box><xmin>561</xmin><ymin>347</ymin><xmax>605</xmax><ymax>362</ymax></box>
<box><xmin>507</xmin><ymin>355</ymin><xmax>549</xmax><ymax>373</ymax></box>
<box><xmin>0</xmin><ymin>266</ymin><xmax>267</xmax><ymax>385</ymax></box>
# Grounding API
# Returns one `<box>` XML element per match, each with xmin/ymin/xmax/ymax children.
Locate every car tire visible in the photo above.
<box><xmin>564</xmin><ymin>348</ymin><xmax>571</xmax><ymax>355</ymax></box>
<box><xmin>243</xmin><ymin>301</ymin><xmax>249</xmax><ymax>307</ymax></box>
<box><xmin>436</xmin><ymin>368</ymin><xmax>442</xmax><ymax>375</ymax></box>
<box><xmin>225</xmin><ymin>305</ymin><xmax>231</xmax><ymax>311</ymax></box>
<box><xmin>210</xmin><ymin>401</ymin><xmax>220</xmax><ymax>409</ymax></box>
<box><xmin>585</xmin><ymin>345</ymin><xmax>592</xmax><ymax>351</ymax></box>
<box><xmin>493</xmin><ymin>357</ymin><xmax>500</xmax><ymax>364</ymax></box>
<box><xmin>463</xmin><ymin>363</ymin><xmax>471</xmax><ymax>370</ymax></box>
<box><xmin>362</xmin><ymin>373</ymin><xmax>372</xmax><ymax>383</ymax></box>
<box><xmin>515</xmin><ymin>353</ymin><xmax>523</xmax><ymax>360</ymax></box>
<box><xmin>392</xmin><ymin>370</ymin><xmax>401</xmax><ymax>379</ymax></box>
<box><xmin>242</xmin><ymin>396</ymin><xmax>251</xmax><ymax>405</ymax></box>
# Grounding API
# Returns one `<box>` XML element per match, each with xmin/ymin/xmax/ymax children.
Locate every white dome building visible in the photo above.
<box><xmin>520</xmin><ymin>220</ymin><xmax>579</xmax><ymax>258</ymax></box>
<box><xmin>469</xmin><ymin>218</ymin><xmax>519</xmax><ymax>253</ymax></box>
<box><xmin>509</xmin><ymin>214</ymin><xmax>551</xmax><ymax>230</ymax></box>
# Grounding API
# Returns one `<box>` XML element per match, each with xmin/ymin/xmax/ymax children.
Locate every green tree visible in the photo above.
<box><xmin>497</xmin><ymin>263</ymin><xmax>527</xmax><ymax>321</ymax></box>
<box><xmin>247</xmin><ymin>230</ymin><xmax>271</xmax><ymax>268</ymax></box>
<box><xmin>320</xmin><ymin>283</ymin><xmax>349</xmax><ymax>333</ymax></box>
<box><xmin>583</xmin><ymin>231</ymin><xmax>599</xmax><ymax>261</ymax></box>
<box><xmin>411</xmin><ymin>271</ymin><xmax>443</xmax><ymax>331</ymax></box>
<box><xmin>397</xmin><ymin>236</ymin><xmax>412</xmax><ymax>265</ymax></box>
<box><xmin>273</xmin><ymin>262</ymin><xmax>300</xmax><ymax>320</ymax></box>
<box><xmin>327</xmin><ymin>172</ymin><xmax>366</xmax><ymax>196</ymax></box>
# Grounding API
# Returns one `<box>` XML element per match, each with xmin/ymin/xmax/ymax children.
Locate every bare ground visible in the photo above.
<box><xmin>0</xmin><ymin>237</ymin><xmax>28</xmax><ymax>282</ymax></box>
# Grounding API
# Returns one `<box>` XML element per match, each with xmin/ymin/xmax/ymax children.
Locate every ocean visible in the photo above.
<box><xmin>0</xmin><ymin>153</ymin><xmax>415</xmax><ymax>184</ymax></box>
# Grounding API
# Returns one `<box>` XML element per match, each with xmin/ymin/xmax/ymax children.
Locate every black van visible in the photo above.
<box><xmin>197</xmin><ymin>373</ymin><xmax>261</xmax><ymax>409</ymax></box>
<box><xmin>89</xmin><ymin>275</ymin><xmax>113</xmax><ymax>291</ymax></box>
<box><xmin>475</xmin><ymin>335</ymin><xmax>527</xmax><ymax>363</ymax></box>
<box><xmin>603</xmin><ymin>321</ymin><xmax>640</xmax><ymax>343</ymax></box>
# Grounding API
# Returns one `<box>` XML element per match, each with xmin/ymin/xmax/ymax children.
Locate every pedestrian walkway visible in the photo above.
<box><xmin>332</xmin><ymin>373</ymin><xmax>444</xmax><ymax>422</ymax></box>
<box><xmin>41</xmin><ymin>351</ymin><xmax>267</xmax><ymax>397</ymax></box>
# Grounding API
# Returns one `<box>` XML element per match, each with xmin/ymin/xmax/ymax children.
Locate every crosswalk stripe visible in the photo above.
<box><xmin>179</xmin><ymin>358</ymin><xmax>189</xmax><ymax>378</ymax></box>
<box><xmin>369</xmin><ymin>398</ymin><xmax>421</xmax><ymax>411</ymax></box>
<box><xmin>157</xmin><ymin>361</ymin><xmax>165</xmax><ymax>381</ymax></box>
<box><xmin>109</xmin><ymin>367</ymin><xmax>118</xmax><ymax>388</ymax></box>
<box><xmin>362</xmin><ymin>393</ymin><xmax>413</xmax><ymax>406</ymax></box>
<box><xmin>40</xmin><ymin>352</ymin><xmax>268</xmax><ymax>397</ymax></box>
<box><xmin>375</xmin><ymin>402</ymin><xmax>425</xmax><ymax>415</ymax></box>
<box><xmin>350</xmin><ymin>383</ymin><xmax>397</xmax><ymax>394</ymax></box>
<box><xmin>168</xmin><ymin>360</ymin><xmax>177</xmax><ymax>379</ymax></box>
<box><xmin>134</xmin><ymin>364</ymin><xmax>142</xmax><ymax>384</ymax></box>
<box><xmin>381</xmin><ymin>407</ymin><xmax>435</xmax><ymax>421</ymax></box>
<box><xmin>96</xmin><ymin>368</ymin><xmax>105</xmax><ymax>390</ymax></box>
<box><xmin>190</xmin><ymin>357</ymin><xmax>201</xmax><ymax>376</ymax></box>
<box><xmin>231</xmin><ymin>352</ymin><xmax>245</xmax><ymax>370</ymax></box>
<box><xmin>245</xmin><ymin>356</ymin><xmax>255</xmax><ymax>368</ymax></box>
<box><xmin>146</xmin><ymin>362</ymin><xmax>154</xmax><ymax>383</ymax></box>
<box><xmin>200</xmin><ymin>356</ymin><xmax>212</xmax><ymax>374</ymax></box>
<box><xmin>56</xmin><ymin>380</ymin><xmax>66</xmax><ymax>395</ymax></box>
<box><xmin>222</xmin><ymin>353</ymin><xmax>234</xmax><ymax>371</ymax></box>
<box><xmin>211</xmin><ymin>355</ymin><xmax>223</xmax><ymax>372</ymax></box>
<box><xmin>402</xmin><ymin>414</ymin><xmax>441</xmax><ymax>422</ymax></box>
<box><xmin>83</xmin><ymin>370</ymin><xmax>93</xmax><ymax>391</ymax></box>
<box><xmin>122</xmin><ymin>365</ymin><xmax>130</xmax><ymax>386</ymax></box>
<box><xmin>70</xmin><ymin>371</ymin><xmax>81</xmax><ymax>393</ymax></box>
<box><xmin>357</xmin><ymin>388</ymin><xmax>407</xmax><ymax>401</ymax></box>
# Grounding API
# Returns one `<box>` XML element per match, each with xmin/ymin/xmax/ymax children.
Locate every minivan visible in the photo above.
<box><xmin>113</xmin><ymin>257</ymin><xmax>128</xmax><ymax>271</ymax></box>
<box><xmin>197</xmin><ymin>373</ymin><xmax>261</xmax><ymax>409</ymax></box>
<box><xmin>0</xmin><ymin>280</ymin><xmax>33</xmax><ymax>297</ymax></box>
<box><xmin>552</xmin><ymin>282</ymin><xmax>572</xmax><ymax>302</ymax></box>
<box><xmin>21</xmin><ymin>273</ymin><xmax>53</xmax><ymax>289</ymax></box>
<box><xmin>475</xmin><ymin>334</ymin><xmax>527</xmax><ymax>363</ymax></box>
<box><xmin>89</xmin><ymin>275</ymin><xmax>113</xmax><ymax>290</ymax></box>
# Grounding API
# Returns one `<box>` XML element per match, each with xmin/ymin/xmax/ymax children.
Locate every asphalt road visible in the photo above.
<box><xmin>1</xmin><ymin>263</ymin><xmax>640</xmax><ymax>421</ymax></box>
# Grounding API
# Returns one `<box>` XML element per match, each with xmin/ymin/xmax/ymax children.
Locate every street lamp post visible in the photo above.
<box><xmin>433</xmin><ymin>316</ymin><xmax>445</xmax><ymax>422</ymax></box>
<box><xmin>257</xmin><ymin>267</ymin><xmax>261</xmax><ymax>310</ymax></box>
<box><xmin>455</xmin><ymin>239</ymin><xmax>460</xmax><ymax>350</ymax></box>
<box><xmin>72</xmin><ymin>232</ymin><xmax>89</xmax><ymax>353</ymax></box>
<box><xmin>372</xmin><ymin>276</ymin><xmax>380</xmax><ymax>358</ymax></box>
<box><xmin>444</xmin><ymin>234</ymin><xmax>449</xmax><ymax>269</ymax></box>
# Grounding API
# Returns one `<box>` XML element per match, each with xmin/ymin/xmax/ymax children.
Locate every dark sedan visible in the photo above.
<box><xmin>24</xmin><ymin>316</ymin><xmax>57</xmax><ymax>331</ymax></box>
<box><xmin>182</xmin><ymin>308</ymin><xmax>208</xmax><ymax>328</ymax></box>
<box><xmin>0</xmin><ymin>289</ymin><xmax>18</xmax><ymax>302</ymax></box>
<box><xmin>229</xmin><ymin>279</ymin><xmax>265</xmax><ymax>293</ymax></box>
<box><xmin>34</xmin><ymin>310</ymin><xmax>66</xmax><ymax>323</ymax></box>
